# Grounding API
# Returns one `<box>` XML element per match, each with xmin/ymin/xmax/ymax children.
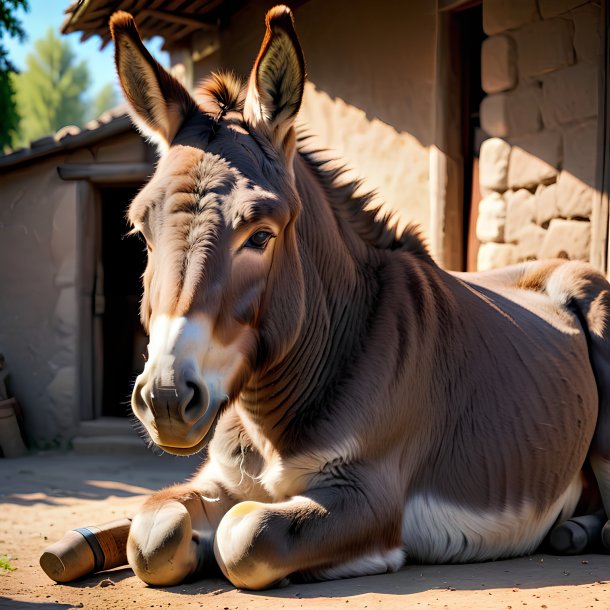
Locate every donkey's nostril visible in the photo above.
<box><xmin>182</xmin><ymin>379</ymin><xmax>209</xmax><ymax>423</ymax></box>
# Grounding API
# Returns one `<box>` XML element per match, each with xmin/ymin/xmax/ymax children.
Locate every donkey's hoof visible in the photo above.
<box><xmin>549</xmin><ymin>521</ymin><xmax>588</xmax><ymax>555</ymax></box>
<box><xmin>127</xmin><ymin>501</ymin><xmax>197</xmax><ymax>586</ymax></box>
<box><xmin>602</xmin><ymin>520</ymin><xmax>610</xmax><ymax>551</ymax></box>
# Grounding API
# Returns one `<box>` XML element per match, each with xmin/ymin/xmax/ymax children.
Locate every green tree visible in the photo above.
<box><xmin>0</xmin><ymin>0</ymin><xmax>29</xmax><ymax>149</ymax></box>
<box><xmin>89</xmin><ymin>82</ymin><xmax>119</xmax><ymax>120</ymax></box>
<box><xmin>14</xmin><ymin>27</ymin><xmax>90</xmax><ymax>145</ymax></box>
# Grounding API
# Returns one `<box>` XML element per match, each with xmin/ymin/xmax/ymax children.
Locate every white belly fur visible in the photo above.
<box><xmin>401</xmin><ymin>476</ymin><xmax>582</xmax><ymax>563</ymax></box>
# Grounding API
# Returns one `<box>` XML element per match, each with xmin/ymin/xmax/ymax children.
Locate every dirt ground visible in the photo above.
<box><xmin>1</xmin><ymin>451</ymin><xmax>609</xmax><ymax>610</ymax></box>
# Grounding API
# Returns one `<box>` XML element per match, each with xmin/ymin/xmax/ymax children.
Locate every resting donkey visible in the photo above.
<box><xmin>109</xmin><ymin>6</ymin><xmax>610</xmax><ymax>589</ymax></box>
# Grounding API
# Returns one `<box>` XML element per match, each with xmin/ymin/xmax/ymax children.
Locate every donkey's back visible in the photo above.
<box><xmin>396</xmin><ymin>257</ymin><xmax>609</xmax><ymax>562</ymax></box>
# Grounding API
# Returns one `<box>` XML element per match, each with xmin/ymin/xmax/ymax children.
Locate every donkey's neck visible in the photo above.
<box><xmin>239</xmin><ymin>153</ymin><xmax>382</xmax><ymax>450</ymax></box>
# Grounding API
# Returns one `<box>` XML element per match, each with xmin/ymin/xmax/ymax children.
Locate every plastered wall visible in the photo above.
<box><xmin>0</xmin><ymin>132</ymin><xmax>149</xmax><ymax>446</ymax></box>
<box><xmin>194</xmin><ymin>0</ymin><xmax>437</xmax><ymax>237</ymax></box>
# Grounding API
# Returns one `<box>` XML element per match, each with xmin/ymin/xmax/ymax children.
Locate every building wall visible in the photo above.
<box><xmin>0</xmin><ymin>131</ymin><xmax>150</xmax><ymax>446</ymax></box>
<box><xmin>0</xmin><ymin>157</ymin><xmax>83</xmax><ymax>447</ymax></box>
<box><xmin>476</xmin><ymin>0</ymin><xmax>602</xmax><ymax>270</ymax></box>
<box><xmin>193</xmin><ymin>0</ymin><xmax>437</xmax><ymax>238</ymax></box>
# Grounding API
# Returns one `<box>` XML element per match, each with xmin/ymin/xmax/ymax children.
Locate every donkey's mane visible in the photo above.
<box><xmin>195</xmin><ymin>72</ymin><xmax>430</xmax><ymax>258</ymax></box>
<box><xmin>297</xmin><ymin>134</ymin><xmax>430</xmax><ymax>257</ymax></box>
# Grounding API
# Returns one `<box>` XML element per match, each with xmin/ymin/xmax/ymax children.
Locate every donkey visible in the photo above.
<box><xmin>109</xmin><ymin>6</ymin><xmax>610</xmax><ymax>590</ymax></box>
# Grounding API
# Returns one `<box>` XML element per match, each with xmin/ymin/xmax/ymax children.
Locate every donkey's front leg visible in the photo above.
<box><xmin>214</xmin><ymin>486</ymin><xmax>403</xmax><ymax>590</ymax></box>
<box><xmin>128</xmin><ymin>481</ymin><xmax>235</xmax><ymax>586</ymax></box>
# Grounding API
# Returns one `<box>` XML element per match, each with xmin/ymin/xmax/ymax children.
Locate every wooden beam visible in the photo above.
<box><xmin>139</xmin><ymin>8</ymin><xmax>216</xmax><ymax>30</ymax></box>
<box><xmin>57</xmin><ymin>163</ymin><xmax>153</xmax><ymax>184</ymax></box>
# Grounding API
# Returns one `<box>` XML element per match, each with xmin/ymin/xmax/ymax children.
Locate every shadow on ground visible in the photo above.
<box><xmin>0</xmin><ymin>451</ymin><xmax>198</xmax><ymax>506</ymax></box>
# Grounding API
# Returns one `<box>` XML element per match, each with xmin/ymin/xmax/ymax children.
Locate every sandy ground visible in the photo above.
<box><xmin>0</xmin><ymin>450</ymin><xmax>609</xmax><ymax>610</ymax></box>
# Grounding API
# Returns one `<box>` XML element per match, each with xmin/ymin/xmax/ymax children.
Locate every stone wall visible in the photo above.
<box><xmin>476</xmin><ymin>0</ymin><xmax>601</xmax><ymax>270</ymax></box>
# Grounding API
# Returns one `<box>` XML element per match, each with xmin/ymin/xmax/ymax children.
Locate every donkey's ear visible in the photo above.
<box><xmin>110</xmin><ymin>11</ymin><xmax>196</xmax><ymax>152</ymax></box>
<box><xmin>244</xmin><ymin>6</ymin><xmax>305</xmax><ymax>156</ymax></box>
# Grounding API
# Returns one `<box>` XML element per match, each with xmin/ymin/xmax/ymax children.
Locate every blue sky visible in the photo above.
<box><xmin>2</xmin><ymin>0</ymin><xmax>168</xmax><ymax>99</ymax></box>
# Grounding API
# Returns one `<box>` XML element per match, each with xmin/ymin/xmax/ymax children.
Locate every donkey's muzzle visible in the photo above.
<box><xmin>132</xmin><ymin>367</ymin><xmax>219</xmax><ymax>454</ymax></box>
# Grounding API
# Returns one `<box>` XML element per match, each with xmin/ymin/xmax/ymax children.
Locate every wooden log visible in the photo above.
<box><xmin>40</xmin><ymin>517</ymin><xmax>131</xmax><ymax>582</ymax></box>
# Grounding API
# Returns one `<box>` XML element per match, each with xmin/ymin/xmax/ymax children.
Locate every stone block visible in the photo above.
<box><xmin>539</xmin><ymin>218</ymin><xmax>590</xmax><ymax>260</ymax></box>
<box><xmin>506</xmin><ymin>84</ymin><xmax>542</xmax><ymax>136</ymax></box>
<box><xmin>562</xmin><ymin>121</ymin><xmax>598</xmax><ymax>190</ymax></box>
<box><xmin>571</xmin><ymin>4</ymin><xmax>602</xmax><ymax>62</ymax></box>
<box><xmin>555</xmin><ymin>121</ymin><xmax>598</xmax><ymax>219</ymax></box>
<box><xmin>476</xmin><ymin>192</ymin><xmax>507</xmax><ymax>243</ymax></box>
<box><xmin>505</xmin><ymin>189</ymin><xmax>536</xmax><ymax>242</ymax></box>
<box><xmin>541</xmin><ymin>63</ymin><xmax>599</xmax><ymax>127</ymax></box>
<box><xmin>515</xmin><ymin>223</ymin><xmax>547</xmax><ymax>261</ymax></box>
<box><xmin>534</xmin><ymin>183</ymin><xmax>558</xmax><ymax>226</ymax></box>
<box><xmin>480</xmin><ymin>93</ymin><xmax>509</xmax><ymax>138</ymax></box>
<box><xmin>514</xmin><ymin>18</ymin><xmax>574</xmax><ymax>78</ymax></box>
<box><xmin>539</xmin><ymin>0</ymin><xmax>589</xmax><ymax>19</ymax></box>
<box><xmin>483</xmin><ymin>0</ymin><xmax>539</xmax><ymax>36</ymax></box>
<box><xmin>556</xmin><ymin>171</ymin><xmax>595</xmax><ymax>219</ymax></box>
<box><xmin>507</xmin><ymin>131</ymin><xmax>561</xmax><ymax>189</ymax></box>
<box><xmin>477</xmin><ymin>242</ymin><xmax>517</xmax><ymax>271</ymax></box>
<box><xmin>479</xmin><ymin>137</ymin><xmax>511</xmax><ymax>192</ymax></box>
<box><xmin>481</xmin><ymin>34</ymin><xmax>517</xmax><ymax>94</ymax></box>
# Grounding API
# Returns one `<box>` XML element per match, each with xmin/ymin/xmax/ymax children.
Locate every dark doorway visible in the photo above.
<box><xmin>452</xmin><ymin>2</ymin><xmax>486</xmax><ymax>271</ymax></box>
<box><xmin>99</xmin><ymin>186</ymin><xmax>147</xmax><ymax>417</ymax></box>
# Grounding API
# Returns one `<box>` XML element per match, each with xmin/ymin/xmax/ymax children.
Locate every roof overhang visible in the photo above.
<box><xmin>61</xmin><ymin>0</ymin><xmax>242</xmax><ymax>49</ymax></box>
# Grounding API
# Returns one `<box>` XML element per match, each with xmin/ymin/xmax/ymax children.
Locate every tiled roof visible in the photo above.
<box><xmin>0</xmin><ymin>105</ymin><xmax>133</xmax><ymax>171</ymax></box>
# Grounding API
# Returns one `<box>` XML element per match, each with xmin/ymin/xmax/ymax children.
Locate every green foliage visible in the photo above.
<box><xmin>0</xmin><ymin>555</ymin><xmax>16</xmax><ymax>571</ymax></box>
<box><xmin>0</xmin><ymin>0</ymin><xmax>29</xmax><ymax>149</ymax></box>
<box><xmin>90</xmin><ymin>82</ymin><xmax>119</xmax><ymax>120</ymax></box>
<box><xmin>13</xmin><ymin>28</ymin><xmax>91</xmax><ymax>146</ymax></box>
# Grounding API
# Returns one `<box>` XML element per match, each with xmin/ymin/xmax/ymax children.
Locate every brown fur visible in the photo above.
<box><xmin>114</xmin><ymin>6</ymin><xmax>610</xmax><ymax>591</ymax></box>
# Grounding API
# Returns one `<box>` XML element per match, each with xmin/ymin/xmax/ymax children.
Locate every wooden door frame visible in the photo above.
<box><xmin>593</xmin><ymin>0</ymin><xmax>610</xmax><ymax>275</ymax></box>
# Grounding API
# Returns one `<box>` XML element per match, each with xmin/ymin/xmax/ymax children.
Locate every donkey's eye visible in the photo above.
<box><xmin>244</xmin><ymin>230</ymin><xmax>273</xmax><ymax>250</ymax></box>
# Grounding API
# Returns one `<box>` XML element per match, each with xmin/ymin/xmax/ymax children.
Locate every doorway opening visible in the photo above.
<box><xmin>99</xmin><ymin>186</ymin><xmax>147</xmax><ymax>417</ymax></box>
<box><xmin>452</xmin><ymin>2</ymin><xmax>486</xmax><ymax>270</ymax></box>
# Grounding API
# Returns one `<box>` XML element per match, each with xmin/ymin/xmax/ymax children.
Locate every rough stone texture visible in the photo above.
<box><xmin>479</xmin><ymin>137</ymin><xmax>511</xmax><ymax>193</ymax></box>
<box><xmin>539</xmin><ymin>218</ymin><xmax>591</xmax><ymax>260</ymax></box>
<box><xmin>571</xmin><ymin>3</ymin><xmax>602</xmax><ymax>62</ymax></box>
<box><xmin>507</xmin><ymin>131</ymin><xmax>561</xmax><ymax>189</ymax></box>
<box><xmin>476</xmin><ymin>192</ymin><xmax>507</xmax><ymax>243</ymax></box>
<box><xmin>514</xmin><ymin>18</ymin><xmax>574</xmax><ymax>78</ymax></box>
<box><xmin>541</xmin><ymin>63</ymin><xmax>599</xmax><ymax>127</ymax></box>
<box><xmin>53</xmin><ymin>287</ymin><xmax>78</xmax><ymax>338</ymax></box>
<box><xmin>562</xmin><ymin>120</ymin><xmax>598</xmax><ymax>193</ymax></box>
<box><xmin>477</xmin><ymin>242</ymin><xmax>518</xmax><ymax>271</ymax></box>
<box><xmin>556</xmin><ymin>171</ymin><xmax>596</xmax><ymax>219</ymax></box>
<box><xmin>515</xmin><ymin>223</ymin><xmax>547</xmax><ymax>261</ymax></box>
<box><xmin>534</xmin><ymin>183</ymin><xmax>559</xmax><ymax>226</ymax></box>
<box><xmin>46</xmin><ymin>366</ymin><xmax>78</xmax><ymax>435</ymax></box>
<box><xmin>481</xmin><ymin>34</ymin><xmax>517</xmax><ymax>94</ymax></box>
<box><xmin>539</xmin><ymin>0</ymin><xmax>589</xmax><ymax>19</ymax></box>
<box><xmin>505</xmin><ymin>189</ymin><xmax>536</xmax><ymax>243</ymax></box>
<box><xmin>506</xmin><ymin>84</ymin><xmax>542</xmax><ymax>136</ymax></box>
<box><xmin>480</xmin><ymin>93</ymin><xmax>509</xmax><ymax>138</ymax></box>
<box><xmin>482</xmin><ymin>0</ymin><xmax>539</xmax><ymax>36</ymax></box>
<box><xmin>556</xmin><ymin>121</ymin><xmax>598</xmax><ymax>219</ymax></box>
